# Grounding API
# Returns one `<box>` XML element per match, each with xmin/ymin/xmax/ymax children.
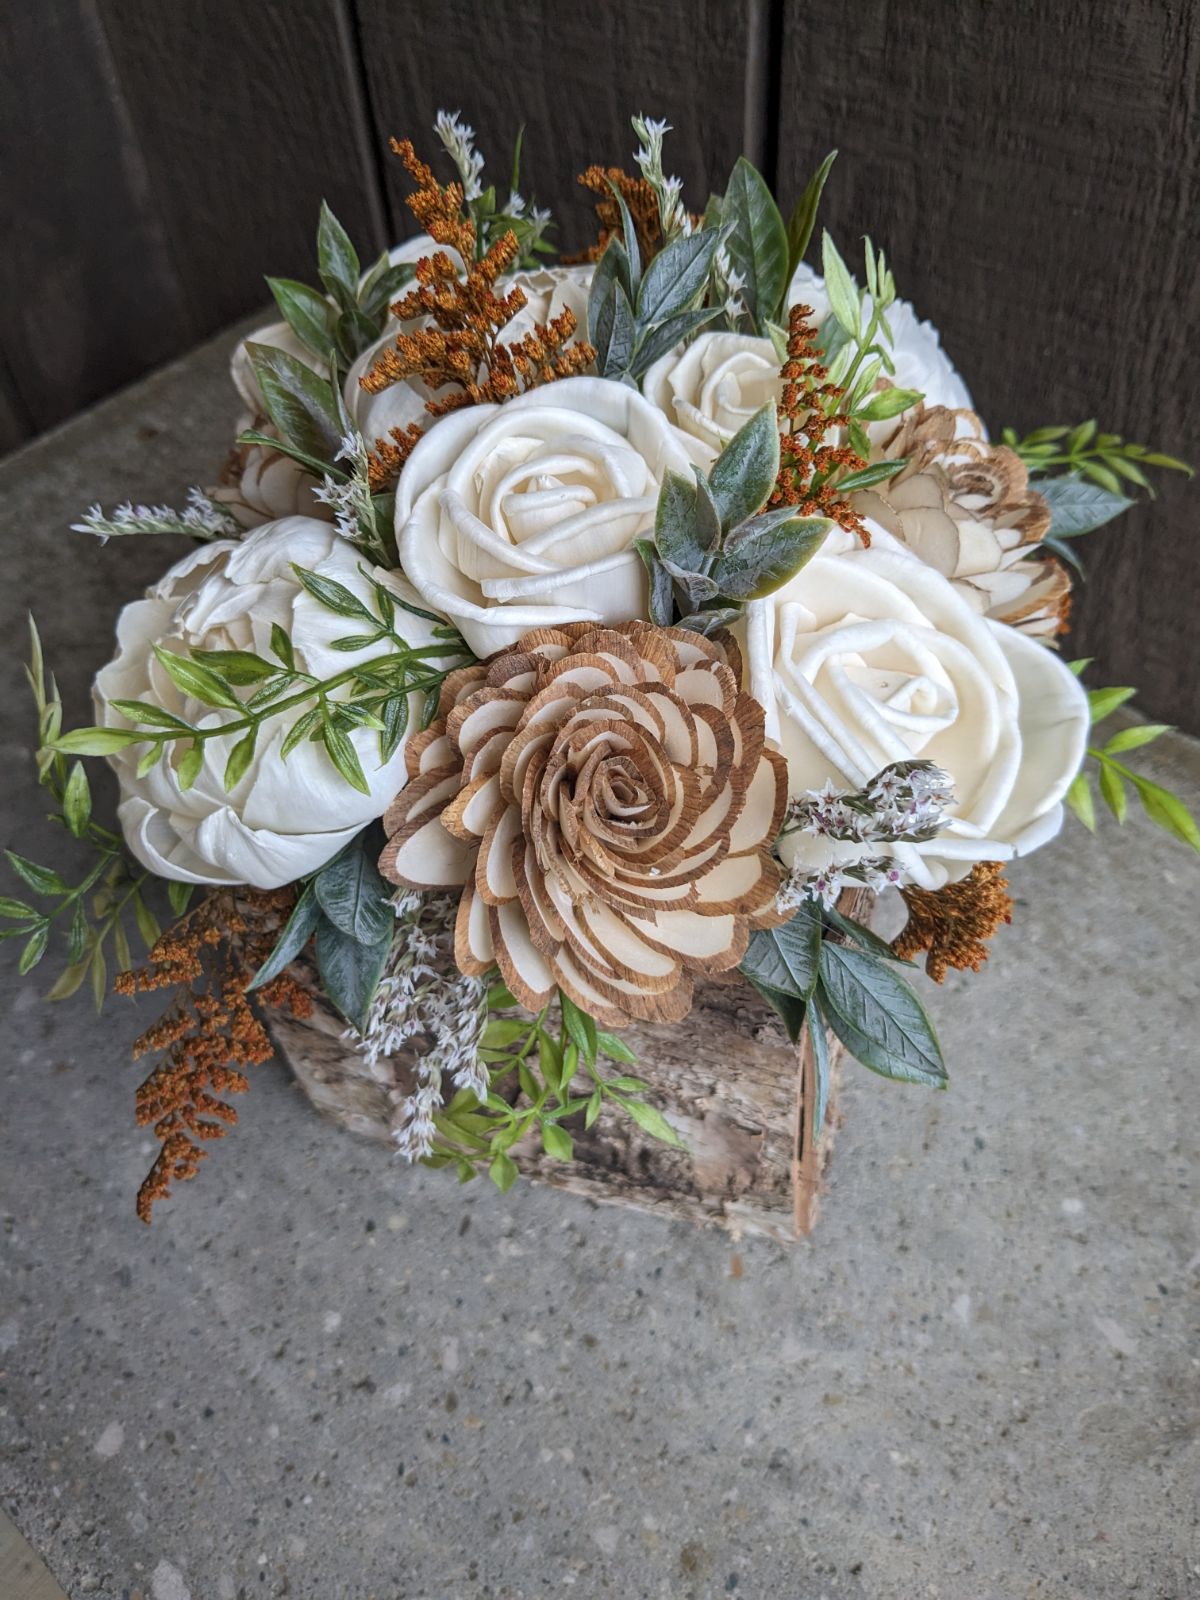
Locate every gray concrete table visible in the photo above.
<box><xmin>1</xmin><ymin>330</ymin><xmax>1198</xmax><ymax>1600</ymax></box>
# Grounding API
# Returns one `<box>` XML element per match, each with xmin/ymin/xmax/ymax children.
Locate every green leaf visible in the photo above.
<box><xmin>46</xmin><ymin>956</ymin><xmax>90</xmax><ymax>1002</ymax></box>
<box><xmin>266</xmin><ymin>276</ymin><xmax>333</xmax><ymax>359</ymax></box>
<box><xmin>740</xmin><ymin>899</ymin><xmax>822</xmax><ymax>999</ymax></box>
<box><xmin>1102</xmin><ymin>723</ymin><xmax>1171</xmax><ymax>754</ymax></box>
<box><xmin>601</xmin><ymin>282</ymin><xmax>637</xmax><ymax>378</ymax></box>
<box><xmin>630</xmin><ymin>306</ymin><xmax>721</xmax><ymax>375</ymax></box>
<box><xmin>291</xmin><ymin>564</ymin><xmax>375</xmax><ymax>621</ymax></box>
<box><xmin>587</xmin><ymin>237</ymin><xmax>630</xmax><ymax>366</ymax></box>
<box><xmin>89</xmin><ymin>941</ymin><xmax>107</xmax><ymax>1010</ymax></box>
<box><xmin>1035</xmin><ymin>474</ymin><xmax>1132</xmax><ymax>538</ymax></box>
<box><xmin>821</xmin><ymin>902</ymin><xmax>914</xmax><ymax>965</ymax></box>
<box><xmin>52</xmin><ymin>727</ymin><xmax>143</xmax><ymax>757</ymax></box>
<box><xmin>62</xmin><ymin>761</ymin><xmax>91</xmax><ymax>837</ymax></box>
<box><xmin>177</xmin><ymin>743</ymin><xmax>204</xmax><ymax>792</ymax></box>
<box><xmin>857</xmin><ymin>386</ymin><xmax>923</xmax><ymax>422</ymax></box>
<box><xmin>223</xmin><ymin>728</ymin><xmax>257</xmax><ymax>791</ymax></box>
<box><xmin>358</xmin><ymin>259</ymin><xmax>416</xmax><ymax>324</ymax></box>
<box><xmin>636</xmin><ymin>228</ymin><xmax>721</xmax><ymax>329</ymax></box>
<box><xmin>595</xmin><ymin>1030</ymin><xmax>638</xmax><ymax>1066</ymax></box>
<box><xmin>316</xmin><ymin>201</ymin><xmax>360</xmax><ymax>312</ymax></box>
<box><xmin>313</xmin><ymin>837</ymin><xmax>394</xmax><ymax>944</ymax></box>
<box><xmin>19</xmin><ymin>922</ymin><xmax>49</xmax><ymax>975</ymax></box>
<box><xmin>559</xmin><ymin>991</ymin><xmax>598</xmax><ymax>1066</ymax></box>
<box><xmin>237</xmin><ymin>428</ymin><xmax>343</xmax><ymax>485</ymax></box>
<box><xmin>817</xmin><ymin>943</ymin><xmax>947</xmax><ymax>1088</ymax></box>
<box><xmin>1066</xmin><ymin>770</ymin><xmax>1096</xmax><ymax>830</ymax></box>
<box><xmin>246</xmin><ymin>343</ymin><xmax>343</xmax><ymax>465</ymax></box>
<box><xmin>489</xmin><ymin>1150</ymin><xmax>519</xmax><ymax>1193</ymax></box>
<box><xmin>113</xmin><ymin>916</ymin><xmax>132</xmax><ymax>975</ymax></box>
<box><xmin>246</xmin><ymin>882</ymin><xmax>321</xmax><ymax>992</ymax></box>
<box><xmin>584</xmin><ymin>1089</ymin><xmax>602</xmax><ymax>1130</ymax></box>
<box><xmin>537</xmin><ymin>1031</ymin><xmax>563</xmax><ymax>1096</ymax></box>
<box><xmin>1088</xmin><ymin>686</ymin><xmax>1137</xmax><ymax>723</ymax></box>
<box><xmin>715</xmin><ymin>513</ymin><xmax>831</xmax><ymax>599</ymax></box>
<box><xmin>722</xmin><ymin>157</ymin><xmax>790</xmax><ymax>329</ymax></box>
<box><xmin>741</xmin><ymin>973</ymin><xmax>807</xmax><ymax>1043</ymax></box>
<box><xmin>109</xmin><ymin>700</ymin><xmax>194</xmax><ymax>730</ymax></box>
<box><xmin>606</xmin><ymin>178</ymin><xmax>642</xmax><ymax>297</ymax></box>
<box><xmin>167</xmin><ymin>880</ymin><xmax>194</xmax><ymax>916</ymax></box>
<box><xmin>191</xmin><ymin>648</ymin><xmax>277</xmax><ymax>685</ymax></box>
<box><xmin>1129</xmin><ymin>774</ymin><xmax>1200</xmax><ymax>853</ymax></box>
<box><xmin>314</xmin><ymin>912</ymin><xmax>391</xmax><ymax>1030</ymax></box>
<box><xmin>540</xmin><ymin>1120</ymin><xmax>574</xmax><ymax>1162</ymax></box>
<box><xmin>1098</xmin><ymin>761</ymin><xmax>1127</xmax><ymax>823</ymax></box>
<box><xmin>622</xmin><ymin>1098</ymin><xmax>685</xmax><ymax>1148</ymax></box>
<box><xmin>652</xmin><ymin>470</ymin><xmax>703</xmax><ymax>569</ymax></box>
<box><xmin>832</xmin><ymin>460</ymin><xmax>908</xmax><ymax>494</ymax></box>
<box><xmin>133</xmin><ymin>893</ymin><xmax>161</xmax><ymax>950</ymax></box>
<box><xmin>1081</xmin><ymin>459</ymin><xmax>1123</xmax><ymax>495</ymax></box>
<box><xmin>280</xmin><ymin>709</ymin><xmax>321</xmax><ymax>760</ymax></box>
<box><xmin>320</xmin><ymin>721</ymin><xmax>370</xmax><ymax>795</ymax></box>
<box><xmin>0</xmin><ymin>896</ymin><xmax>36</xmax><ymax>919</ymax></box>
<box><xmin>634</xmin><ymin>540</ymin><xmax>675</xmax><ymax>627</ymax></box>
<box><xmin>707</xmin><ymin>402</ymin><xmax>780</xmax><ymax>532</ymax></box>
<box><xmin>808</xmin><ymin>994</ymin><xmax>833</xmax><ymax>1139</ymax></box>
<box><xmin>785</xmin><ymin>149</ymin><xmax>837</xmax><ymax>286</ymax></box>
<box><xmin>821</xmin><ymin>230</ymin><xmax>860</xmax><ymax>339</ymax></box>
<box><xmin>5</xmin><ymin>852</ymin><xmax>67</xmax><ymax>896</ymax></box>
<box><xmin>152</xmin><ymin>645</ymin><xmax>243</xmax><ymax>711</ymax></box>
<box><xmin>270</xmin><ymin>624</ymin><xmax>295</xmax><ymax>669</ymax></box>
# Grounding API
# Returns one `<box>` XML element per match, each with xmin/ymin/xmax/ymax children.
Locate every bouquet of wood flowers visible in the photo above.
<box><xmin>7</xmin><ymin>114</ymin><xmax>1194</xmax><ymax>1239</ymax></box>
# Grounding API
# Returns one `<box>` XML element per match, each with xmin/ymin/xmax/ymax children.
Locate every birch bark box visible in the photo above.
<box><xmin>269</xmin><ymin>889</ymin><xmax>874</xmax><ymax>1243</ymax></box>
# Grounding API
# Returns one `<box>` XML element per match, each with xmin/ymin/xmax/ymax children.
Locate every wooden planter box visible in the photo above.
<box><xmin>269</xmin><ymin>890</ymin><xmax>872</xmax><ymax>1243</ymax></box>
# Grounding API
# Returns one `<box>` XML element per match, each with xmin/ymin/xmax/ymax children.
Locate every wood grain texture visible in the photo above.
<box><xmin>354</xmin><ymin>0</ymin><xmax>761</xmax><ymax>254</ymax></box>
<box><xmin>268</xmin><ymin>889</ymin><xmax>874</xmax><ymax>1243</ymax></box>
<box><xmin>775</xmin><ymin>0</ymin><xmax>1199</xmax><ymax>726</ymax></box>
<box><xmin>0</xmin><ymin>0</ymin><xmax>191</xmax><ymax>438</ymax></box>
<box><xmin>0</xmin><ymin>1509</ymin><xmax>69</xmax><ymax>1600</ymax></box>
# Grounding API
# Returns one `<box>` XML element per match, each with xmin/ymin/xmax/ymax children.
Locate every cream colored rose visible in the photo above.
<box><xmin>642</xmin><ymin>332</ymin><xmax>779</xmax><ymax>455</ymax></box>
<box><xmin>95</xmin><ymin>518</ymin><xmax>439</xmax><ymax>889</ymax></box>
<box><xmin>348</xmin><ymin>263</ymin><xmax>595</xmax><ymax>455</ymax></box>
<box><xmin>394</xmin><ymin>374</ymin><xmax>697</xmax><ymax>656</ymax></box>
<box><xmin>211</xmin><ymin>436</ymin><xmax>336</xmax><ymax>530</ymax></box>
<box><xmin>742</xmin><ymin>527</ymin><xmax>1089</xmax><ymax>890</ymax></box>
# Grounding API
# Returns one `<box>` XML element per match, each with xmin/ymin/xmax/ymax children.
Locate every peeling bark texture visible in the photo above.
<box><xmin>269</xmin><ymin>889</ymin><xmax>873</xmax><ymax>1243</ymax></box>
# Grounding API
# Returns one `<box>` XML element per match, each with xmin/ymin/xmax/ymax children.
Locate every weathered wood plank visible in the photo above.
<box><xmin>0</xmin><ymin>0</ymin><xmax>192</xmax><ymax>434</ymax></box>
<box><xmin>97</xmin><ymin>0</ymin><xmax>388</xmax><ymax>331</ymax></box>
<box><xmin>355</xmin><ymin>0</ymin><xmax>762</xmax><ymax>254</ymax></box>
<box><xmin>0</xmin><ymin>1509</ymin><xmax>69</xmax><ymax>1600</ymax></box>
<box><xmin>775</xmin><ymin>0</ymin><xmax>1199</xmax><ymax>728</ymax></box>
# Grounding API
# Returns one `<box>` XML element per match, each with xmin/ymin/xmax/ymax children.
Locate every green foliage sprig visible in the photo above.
<box><xmin>1066</xmin><ymin>668</ymin><xmax>1199</xmax><ymax>852</ymax></box>
<box><xmin>635</xmin><ymin>403</ymin><xmax>833</xmax><ymax>633</ymax></box>
<box><xmin>432</xmin><ymin>986</ymin><xmax>684</xmax><ymax>1189</ymax></box>
<box><xmin>50</xmin><ymin>570</ymin><xmax>473</xmax><ymax>801</ymax></box>
<box><xmin>740</xmin><ymin>894</ymin><xmax>945</xmax><ymax>1130</ymax></box>
<box><xmin>588</xmin><ymin>213</ymin><xmax>723</xmax><ymax>382</ymax></box>
<box><xmin>1</xmin><ymin>620</ymin><xmax>187</xmax><ymax>1006</ymax></box>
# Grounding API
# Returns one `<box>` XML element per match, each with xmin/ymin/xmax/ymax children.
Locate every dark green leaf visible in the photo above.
<box><xmin>1035</xmin><ymin>473</ymin><xmax>1132</xmax><ymax>538</ymax></box>
<box><xmin>821</xmin><ymin>901</ymin><xmax>914</xmax><ymax>964</ymax></box>
<box><xmin>722</xmin><ymin>157</ymin><xmax>790</xmax><ymax>329</ymax></box>
<box><xmin>629</xmin><ymin>306</ymin><xmax>721</xmax><ymax>374</ymax></box>
<box><xmin>291</xmin><ymin>563</ymin><xmax>374</xmax><ymax>620</ymax></box>
<box><xmin>634</xmin><ymin>539</ymin><xmax>676</xmax><ymax>627</ymax></box>
<box><xmin>247</xmin><ymin>882</ymin><xmax>321</xmax><ymax>991</ymax></box>
<box><xmin>314</xmin><ymin>912</ymin><xmax>391</xmax><ymax>1030</ymax></box>
<box><xmin>636</xmin><ymin>228</ymin><xmax>721</xmax><ymax>328</ymax></box>
<box><xmin>316</xmin><ymin>201</ymin><xmax>360</xmax><ymax>312</ymax></box>
<box><xmin>817</xmin><ymin>943</ymin><xmax>947</xmax><ymax>1087</ymax></box>
<box><xmin>266</xmin><ymin>276</ymin><xmax>333</xmax><ymax>359</ymax></box>
<box><xmin>740</xmin><ymin>900</ymin><xmax>822</xmax><ymax>999</ymax></box>
<box><xmin>715</xmin><ymin>514</ymin><xmax>831</xmax><ymax>599</ymax></box>
<box><xmin>595</xmin><ymin>1029</ymin><xmax>638</xmax><ymax>1066</ymax></box>
<box><xmin>559</xmin><ymin>991</ymin><xmax>598</xmax><ymax>1067</ymax></box>
<box><xmin>809</xmin><ymin>993</ymin><xmax>833</xmax><ymax>1138</ymax></box>
<box><xmin>707</xmin><ymin>402</ymin><xmax>780</xmax><ymax>532</ymax></box>
<box><xmin>0</xmin><ymin>896</ymin><xmax>36</xmax><ymax>919</ymax></box>
<box><xmin>741</xmin><ymin>972</ymin><xmax>807</xmax><ymax>1043</ymax></box>
<box><xmin>246</xmin><ymin>343</ymin><xmax>343</xmax><ymax>465</ymax></box>
<box><xmin>785</xmin><ymin>149</ymin><xmax>837</xmax><ymax>285</ymax></box>
<box><xmin>237</xmin><ymin>428</ymin><xmax>345</xmax><ymax>484</ymax></box>
<box><xmin>601</xmin><ymin>283</ymin><xmax>637</xmax><ymax>378</ymax></box>
<box><xmin>606</xmin><ymin>178</ymin><xmax>641</xmax><ymax>296</ymax></box>
<box><xmin>653</xmin><ymin>470</ymin><xmax>703</xmax><ymax>569</ymax></box>
<box><xmin>358</xmin><ymin>259</ymin><xmax>416</xmax><ymax>324</ymax></box>
<box><xmin>313</xmin><ymin>837</ymin><xmax>394</xmax><ymax>944</ymax></box>
<box><xmin>280</xmin><ymin>709</ymin><xmax>322</xmax><ymax>759</ymax></box>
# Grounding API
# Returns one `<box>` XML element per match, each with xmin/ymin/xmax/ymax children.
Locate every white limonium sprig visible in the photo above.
<box><xmin>356</xmin><ymin>890</ymin><xmax>489</xmax><ymax>1161</ymax></box>
<box><xmin>777</xmin><ymin>761</ymin><xmax>956</xmax><ymax>910</ymax></box>
<box><xmin>433</xmin><ymin>108</ymin><xmax>485</xmax><ymax>202</ymax></box>
<box><xmin>311</xmin><ymin>430</ymin><xmax>395</xmax><ymax>567</ymax></box>
<box><xmin>71</xmin><ymin>488</ymin><xmax>240</xmax><ymax>544</ymax></box>
<box><xmin>713</xmin><ymin>240</ymin><xmax>749</xmax><ymax>323</ymax></box>
<box><xmin>631</xmin><ymin>113</ymin><xmax>692</xmax><ymax>242</ymax></box>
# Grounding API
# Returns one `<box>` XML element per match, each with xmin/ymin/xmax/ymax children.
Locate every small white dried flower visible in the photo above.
<box><xmin>434</xmin><ymin>109</ymin><xmax>485</xmax><ymax>202</ymax></box>
<box><xmin>71</xmin><ymin>491</ymin><xmax>239</xmax><ymax>544</ymax></box>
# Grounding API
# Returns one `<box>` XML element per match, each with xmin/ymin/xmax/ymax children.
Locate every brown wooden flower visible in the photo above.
<box><xmin>380</xmin><ymin>622</ymin><xmax>788</xmax><ymax>1026</ymax></box>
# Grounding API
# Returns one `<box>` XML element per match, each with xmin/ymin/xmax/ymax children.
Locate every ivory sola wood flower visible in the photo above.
<box><xmin>379</xmin><ymin>622</ymin><xmax>788</xmax><ymax>1026</ymax></box>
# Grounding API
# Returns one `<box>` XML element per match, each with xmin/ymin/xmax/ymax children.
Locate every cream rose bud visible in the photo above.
<box><xmin>95</xmin><ymin>517</ymin><xmax>440</xmax><ymax>890</ymax></box>
<box><xmin>347</xmin><ymin>262</ymin><xmax>595</xmax><ymax>454</ymax></box>
<box><xmin>642</xmin><ymin>332</ymin><xmax>779</xmax><ymax>456</ymax></box>
<box><xmin>394</xmin><ymin>374</ymin><xmax>697</xmax><ymax>657</ymax></box>
<box><xmin>789</xmin><ymin>262</ymin><xmax>974</xmax><ymax>413</ymax></box>
<box><xmin>742</xmin><ymin>526</ymin><xmax>1089</xmax><ymax>890</ymax></box>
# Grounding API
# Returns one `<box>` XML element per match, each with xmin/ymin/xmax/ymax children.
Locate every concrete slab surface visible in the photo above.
<box><xmin>1</xmin><ymin>330</ymin><xmax>1197</xmax><ymax>1599</ymax></box>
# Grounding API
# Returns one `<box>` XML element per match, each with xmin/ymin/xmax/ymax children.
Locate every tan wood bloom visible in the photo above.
<box><xmin>379</xmin><ymin>622</ymin><xmax>788</xmax><ymax>1026</ymax></box>
<box><xmin>854</xmin><ymin>406</ymin><xmax>1071</xmax><ymax>637</ymax></box>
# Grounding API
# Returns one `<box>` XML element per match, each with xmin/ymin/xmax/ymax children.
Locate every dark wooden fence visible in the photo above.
<box><xmin>2</xmin><ymin>0</ymin><xmax>1196</xmax><ymax>727</ymax></box>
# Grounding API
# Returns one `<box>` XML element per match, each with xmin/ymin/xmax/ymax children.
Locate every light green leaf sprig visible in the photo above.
<box><xmin>1066</xmin><ymin>677</ymin><xmax>1198</xmax><ymax>853</ymax></box>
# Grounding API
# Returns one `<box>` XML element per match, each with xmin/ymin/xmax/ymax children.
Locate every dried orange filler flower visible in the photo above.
<box><xmin>565</xmin><ymin>165</ymin><xmax>664</xmax><ymax>264</ymax></box>
<box><xmin>892</xmin><ymin>862</ymin><xmax>1014</xmax><ymax>982</ymax></box>
<box><xmin>771</xmin><ymin>304</ymin><xmax>869</xmax><ymax>543</ymax></box>
<box><xmin>117</xmin><ymin>888</ymin><xmax>311</xmax><ymax>1221</ymax></box>
<box><xmin>362</xmin><ymin>138</ymin><xmax>595</xmax><ymax>491</ymax></box>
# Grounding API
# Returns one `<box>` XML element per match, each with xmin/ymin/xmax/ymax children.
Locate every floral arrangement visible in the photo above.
<box><xmin>7</xmin><ymin>113</ymin><xmax>1195</xmax><ymax>1225</ymax></box>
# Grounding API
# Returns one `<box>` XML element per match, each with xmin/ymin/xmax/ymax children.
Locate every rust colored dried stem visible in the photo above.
<box><xmin>117</xmin><ymin>888</ymin><xmax>311</xmax><ymax>1222</ymax></box>
<box><xmin>770</xmin><ymin>304</ymin><xmax>869</xmax><ymax>543</ymax></box>
<box><xmin>892</xmin><ymin>862</ymin><xmax>1014</xmax><ymax>983</ymax></box>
